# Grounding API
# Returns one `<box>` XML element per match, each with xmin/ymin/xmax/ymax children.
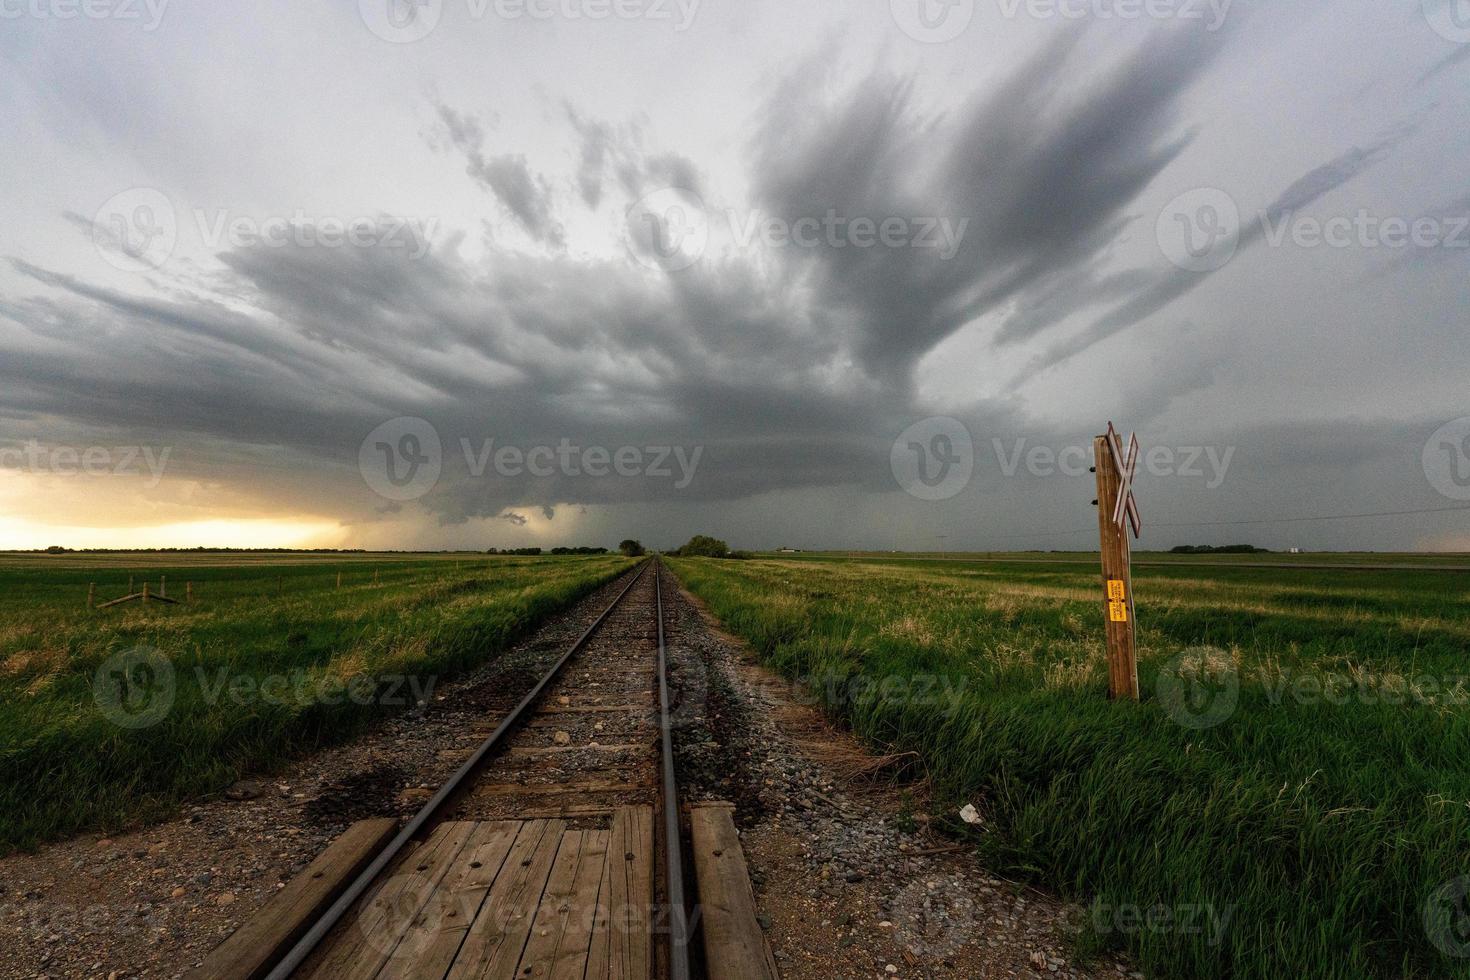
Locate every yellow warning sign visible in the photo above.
<box><xmin>1108</xmin><ymin>601</ymin><xmax>1129</xmax><ymax>623</ymax></box>
<box><xmin>1107</xmin><ymin>579</ymin><xmax>1126</xmax><ymax>601</ymax></box>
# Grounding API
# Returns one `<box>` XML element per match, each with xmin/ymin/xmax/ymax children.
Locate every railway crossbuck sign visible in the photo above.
<box><xmin>1095</xmin><ymin>423</ymin><xmax>1141</xmax><ymax>700</ymax></box>
<box><xmin>1106</xmin><ymin>423</ymin><xmax>1142</xmax><ymax>538</ymax></box>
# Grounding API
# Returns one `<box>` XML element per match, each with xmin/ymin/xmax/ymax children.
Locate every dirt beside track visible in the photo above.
<box><xmin>662</xmin><ymin>579</ymin><xmax>1139</xmax><ymax>980</ymax></box>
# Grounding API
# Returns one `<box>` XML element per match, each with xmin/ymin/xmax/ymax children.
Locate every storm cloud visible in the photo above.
<box><xmin>0</xmin><ymin>4</ymin><xmax>1466</xmax><ymax>551</ymax></box>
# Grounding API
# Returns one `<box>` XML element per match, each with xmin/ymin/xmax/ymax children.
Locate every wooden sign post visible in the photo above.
<box><xmin>1094</xmin><ymin>423</ymin><xmax>1141</xmax><ymax>701</ymax></box>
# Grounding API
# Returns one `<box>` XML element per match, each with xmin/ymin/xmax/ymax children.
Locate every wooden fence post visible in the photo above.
<box><xmin>88</xmin><ymin>583</ymin><xmax>96</xmax><ymax>609</ymax></box>
<box><xmin>186</xmin><ymin>582</ymin><xmax>193</xmax><ymax>603</ymax></box>
<box><xmin>142</xmin><ymin>581</ymin><xmax>151</xmax><ymax>604</ymax></box>
<box><xmin>159</xmin><ymin>576</ymin><xmax>167</xmax><ymax>599</ymax></box>
<box><xmin>336</xmin><ymin>570</ymin><xmax>342</xmax><ymax>590</ymax></box>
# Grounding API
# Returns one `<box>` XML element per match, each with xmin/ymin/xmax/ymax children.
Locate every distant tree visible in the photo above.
<box><xmin>675</xmin><ymin>535</ymin><xmax>731</xmax><ymax>558</ymax></box>
<box><xmin>618</xmin><ymin>539</ymin><xmax>646</xmax><ymax>557</ymax></box>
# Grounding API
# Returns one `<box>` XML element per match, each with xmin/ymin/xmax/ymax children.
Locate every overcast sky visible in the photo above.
<box><xmin>1</xmin><ymin>0</ymin><xmax>1468</xmax><ymax>552</ymax></box>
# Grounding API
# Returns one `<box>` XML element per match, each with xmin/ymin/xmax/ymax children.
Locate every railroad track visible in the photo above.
<box><xmin>189</xmin><ymin>558</ymin><xmax>767</xmax><ymax>980</ymax></box>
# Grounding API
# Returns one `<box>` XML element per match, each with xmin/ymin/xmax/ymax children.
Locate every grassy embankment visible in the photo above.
<box><xmin>0</xmin><ymin>554</ymin><xmax>634</xmax><ymax>851</ymax></box>
<box><xmin>669</xmin><ymin>554</ymin><xmax>1470</xmax><ymax>979</ymax></box>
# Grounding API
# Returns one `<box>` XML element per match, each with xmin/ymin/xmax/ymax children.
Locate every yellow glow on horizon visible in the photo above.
<box><xmin>0</xmin><ymin>516</ymin><xmax>346</xmax><ymax>551</ymax></box>
<box><xmin>0</xmin><ymin>467</ymin><xmax>598</xmax><ymax>551</ymax></box>
<box><xmin>0</xmin><ymin>468</ymin><xmax>352</xmax><ymax>549</ymax></box>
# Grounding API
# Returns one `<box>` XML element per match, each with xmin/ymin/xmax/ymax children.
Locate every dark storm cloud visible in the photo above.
<box><xmin>743</xmin><ymin>25</ymin><xmax>1227</xmax><ymax>385</ymax></box>
<box><xmin>0</xmin><ymin>24</ymin><xmax>1237</xmax><ymax>527</ymax></box>
<box><xmin>1023</xmin><ymin>132</ymin><xmax>1413</xmax><ymax>376</ymax></box>
<box><xmin>1265</xmin><ymin>140</ymin><xmax>1405</xmax><ymax>216</ymax></box>
<box><xmin>2</xmin><ymin>216</ymin><xmax>932</xmax><ymax>526</ymax></box>
<box><xmin>566</xmin><ymin>108</ymin><xmax>615</xmax><ymax>207</ymax></box>
<box><xmin>563</xmin><ymin>105</ymin><xmax>704</xmax><ymax>206</ymax></box>
<box><xmin>1418</xmin><ymin>45</ymin><xmax>1470</xmax><ymax>85</ymax></box>
<box><xmin>2</xmin><ymin>20</ymin><xmax>1455</xmax><ymax>546</ymax></box>
<box><xmin>433</xmin><ymin>102</ymin><xmax>564</xmax><ymax>247</ymax></box>
<box><xmin>436</xmin><ymin>101</ymin><xmax>706</xmax><ymax>252</ymax></box>
<box><xmin>475</xmin><ymin>155</ymin><xmax>564</xmax><ymax>248</ymax></box>
<box><xmin>3</xmin><ymin>258</ymin><xmax>370</xmax><ymax>451</ymax></box>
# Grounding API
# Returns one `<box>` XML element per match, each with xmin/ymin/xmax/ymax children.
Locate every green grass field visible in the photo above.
<box><xmin>669</xmin><ymin>554</ymin><xmax>1470</xmax><ymax>979</ymax></box>
<box><xmin>771</xmin><ymin>549</ymin><xmax>1470</xmax><ymax>570</ymax></box>
<box><xmin>0</xmin><ymin>553</ymin><xmax>633</xmax><ymax>852</ymax></box>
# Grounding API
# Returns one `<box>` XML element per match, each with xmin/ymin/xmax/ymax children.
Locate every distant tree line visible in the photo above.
<box><xmin>485</xmin><ymin>546</ymin><xmax>609</xmax><ymax>556</ymax></box>
<box><xmin>1169</xmin><ymin>544</ymin><xmax>1269</xmax><ymax>554</ymax></box>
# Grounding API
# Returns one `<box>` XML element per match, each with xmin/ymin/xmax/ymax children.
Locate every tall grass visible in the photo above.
<box><xmin>0</xmin><ymin>555</ymin><xmax>633</xmax><ymax>851</ymax></box>
<box><xmin>669</xmin><ymin>555</ymin><xmax>1470</xmax><ymax>979</ymax></box>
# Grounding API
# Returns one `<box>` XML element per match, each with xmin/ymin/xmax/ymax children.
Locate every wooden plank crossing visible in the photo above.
<box><xmin>587</xmin><ymin>806</ymin><xmax>653</xmax><ymax>980</ymax></box>
<box><xmin>304</xmin><ymin>807</ymin><xmax>654</xmax><ymax>980</ymax></box>
<box><xmin>689</xmin><ymin>805</ymin><xmax>779</xmax><ymax>980</ymax></box>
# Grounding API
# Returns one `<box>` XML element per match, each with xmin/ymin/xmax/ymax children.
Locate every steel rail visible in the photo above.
<box><xmin>264</xmin><ymin>559</ymin><xmax>652</xmax><ymax>979</ymax></box>
<box><xmin>656</xmin><ymin>563</ymin><xmax>693</xmax><ymax>980</ymax></box>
